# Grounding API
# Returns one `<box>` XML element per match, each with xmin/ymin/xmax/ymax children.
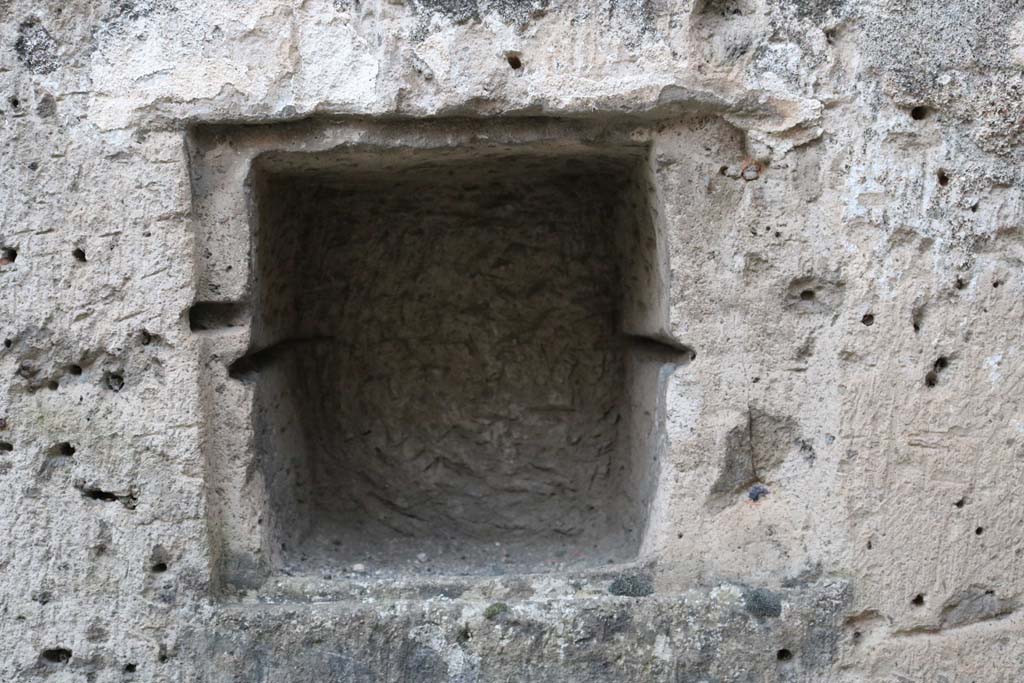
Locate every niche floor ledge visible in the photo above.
<box><xmin>194</xmin><ymin>579</ymin><xmax>851</xmax><ymax>682</ymax></box>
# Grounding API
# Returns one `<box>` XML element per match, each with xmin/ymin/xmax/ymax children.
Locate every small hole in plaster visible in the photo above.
<box><xmin>72</xmin><ymin>247</ymin><xmax>87</xmax><ymax>262</ymax></box>
<box><xmin>3</xmin><ymin>339</ymin><xmax>10</xmax><ymax>348</ymax></box>
<box><xmin>925</xmin><ymin>357</ymin><xmax>949</xmax><ymax>387</ymax></box>
<box><xmin>910</xmin><ymin>106</ymin><xmax>929</xmax><ymax>120</ymax></box>
<box><xmin>51</xmin><ymin>442</ymin><xmax>76</xmax><ymax>457</ymax></box>
<box><xmin>748</xmin><ymin>484</ymin><xmax>770</xmax><ymax>501</ymax></box>
<box><xmin>140</xmin><ymin>330</ymin><xmax>152</xmax><ymax>346</ymax></box>
<box><xmin>124</xmin><ymin>663</ymin><xmax>137</xmax><ymax>673</ymax></box>
<box><xmin>1</xmin><ymin>247</ymin><xmax>17</xmax><ymax>264</ymax></box>
<box><xmin>776</xmin><ymin>649</ymin><xmax>793</xmax><ymax>662</ymax></box>
<box><xmin>955</xmin><ymin>497</ymin><xmax>965</xmax><ymax>508</ymax></box>
<box><xmin>0</xmin><ymin>442</ymin><xmax>12</xmax><ymax>451</ymax></box>
<box><xmin>17</xmin><ymin>361</ymin><xmax>36</xmax><ymax>379</ymax></box>
<box><xmin>861</xmin><ymin>313</ymin><xmax>874</xmax><ymax>326</ymax></box>
<box><xmin>46</xmin><ymin>379</ymin><xmax>58</xmax><ymax>391</ymax></box>
<box><xmin>912</xmin><ymin>594</ymin><xmax>925</xmax><ymax>606</ymax></box>
<box><xmin>68</xmin><ymin>364</ymin><xmax>82</xmax><ymax>376</ymax></box>
<box><xmin>975</xmin><ymin>526</ymin><xmax>984</xmax><ymax>536</ymax></box>
<box><xmin>913</xmin><ymin>309</ymin><xmax>929</xmax><ymax>331</ymax></box>
<box><xmin>937</xmin><ymin>169</ymin><xmax>950</xmax><ymax>187</ymax></box>
<box><xmin>9</xmin><ymin>96</ymin><xmax>20</xmax><ymax>108</ymax></box>
<box><xmin>40</xmin><ymin>648</ymin><xmax>71</xmax><ymax>664</ymax></box>
<box><xmin>955</xmin><ymin>277</ymin><xmax>966</xmax><ymax>290</ymax></box>
<box><xmin>800</xmin><ymin>289</ymin><xmax>815</xmax><ymax>301</ymax></box>
<box><xmin>867</xmin><ymin>540</ymin><xmax>873</xmax><ymax>549</ymax></box>
<box><xmin>993</xmin><ymin>280</ymin><xmax>1002</xmax><ymax>288</ymax></box>
<box><xmin>506</xmin><ymin>53</ymin><xmax>523</xmax><ymax>69</ymax></box>
<box><xmin>151</xmin><ymin>561</ymin><xmax>168</xmax><ymax>573</ymax></box>
<box><xmin>83</xmin><ymin>488</ymin><xmax>118</xmax><ymax>502</ymax></box>
<box><xmin>105</xmin><ymin>372</ymin><xmax>124</xmax><ymax>392</ymax></box>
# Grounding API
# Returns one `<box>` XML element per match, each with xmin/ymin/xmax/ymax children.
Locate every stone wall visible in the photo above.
<box><xmin>2</xmin><ymin>1</ymin><xmax>1023</xmax><ymax>681</ymax></box>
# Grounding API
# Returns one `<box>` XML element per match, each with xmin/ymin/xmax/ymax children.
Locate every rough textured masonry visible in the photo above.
<box><xmin>2</xmin><ymin>0</ymin><xmax>1024</xmax><ymax>681</ymax></box>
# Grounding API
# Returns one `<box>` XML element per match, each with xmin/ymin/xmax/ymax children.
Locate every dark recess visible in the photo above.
<box><xmin>234</xmin><ymin>143</ymin><xmax>677</xmax><ymax>577</ymax></box>
<box><xmin>40</xmin><ymin>648</ymin><xmax>71</xmax><ymax>664</ymax></box>
<box><xmin>188</xmin><ymin>301</ymin><xmax>248</xmax><ymax>332</ymax></box>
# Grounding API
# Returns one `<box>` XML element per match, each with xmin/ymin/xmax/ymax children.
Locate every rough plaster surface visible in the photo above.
<box><xmin>2</xmin><ymin>0</ymin><xmax>1024</xmax><ymax>681</ymax></box>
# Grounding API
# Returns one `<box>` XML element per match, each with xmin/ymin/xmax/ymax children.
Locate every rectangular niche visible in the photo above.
<box><xmin>220</xmin><ymin>129</ymin><xmax>684</xmax><ymax>580</ymax></box>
